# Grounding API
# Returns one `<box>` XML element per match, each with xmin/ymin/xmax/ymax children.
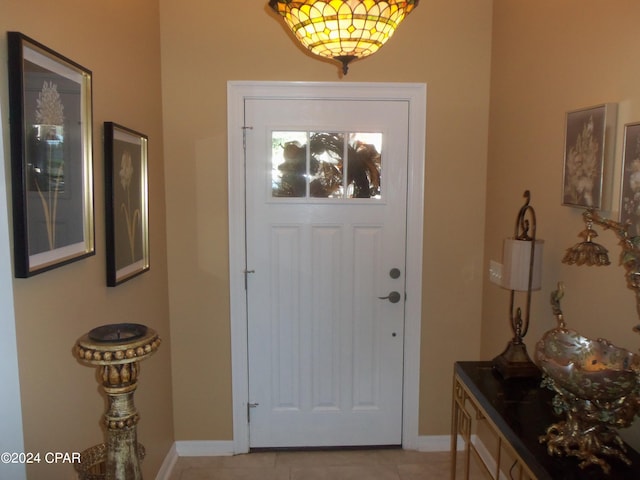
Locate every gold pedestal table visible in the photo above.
<box><xmin>74</xmin><ymin>323</ymin><xmax>160</xmax><ymax>480</ymax></box>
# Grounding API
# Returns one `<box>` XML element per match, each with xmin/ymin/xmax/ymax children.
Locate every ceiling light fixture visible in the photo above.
<box><xmin>268</xmin><ymin>0</ymin><xmax>419</xmax><ymax>75</ymax></box>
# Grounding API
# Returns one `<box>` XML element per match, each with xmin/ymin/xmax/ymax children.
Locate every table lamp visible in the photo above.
<box><xmin>492</xmin><ymin>190</ymin><xmax>544</xmax><ymax>379</ymax></box>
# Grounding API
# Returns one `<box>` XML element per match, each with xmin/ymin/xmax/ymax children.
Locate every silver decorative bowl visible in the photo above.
<box><xmin>536</xmin><ymin>327</ymin><xmax>640</xmax><ymax>473</ymax></box>
<box><xmin>536</xmin><ymin>328</ymin><xmax>640</xmax><ymax>401</ymax></box>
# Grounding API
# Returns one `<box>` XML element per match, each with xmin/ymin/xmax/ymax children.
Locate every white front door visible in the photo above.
<box><xmin>244</xmin><ymin>97</ymin><xmax>409</xmax><ymax>447</ymax></box>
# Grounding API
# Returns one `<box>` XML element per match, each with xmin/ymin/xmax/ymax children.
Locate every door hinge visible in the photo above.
<box><xmin>243</xmin><ymin>269</ymin><xmax>255</xmax><ymax>290</ymax></box>
<box><xmin>242</xmin><ymin>126</ymin><xmax>253</xmax><ymax>150</ymax></box>
<box><xmin>247</xmin><ymin>402</ymin><xmax>259</xmax><ymax>423</ymax></box>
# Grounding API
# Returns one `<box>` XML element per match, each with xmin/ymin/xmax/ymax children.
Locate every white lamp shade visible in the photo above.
<box><xmin>502</xmin><ymin>238</ymin><xmax>544</xmax><ymax>291</ymax></box>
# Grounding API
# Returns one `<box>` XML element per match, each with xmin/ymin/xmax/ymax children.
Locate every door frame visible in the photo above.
<box><xmin>227</xmin><ymin>81</ymin><xmax>426</xmax><ymax>453</ymax></box>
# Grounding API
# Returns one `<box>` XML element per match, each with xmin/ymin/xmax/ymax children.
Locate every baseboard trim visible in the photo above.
<box><xmin>158</xmin><ymin>437</ymin><xmax>472</xmax><ymax>478</ymax></box>
<box><xmin>156</xmin><ymin>441</ymin><xmax>234</xmax><ymax>479</ymax></box>
<box><xmin>469</xmin><ymin>435</ymin><xmax>510</xmax><ymax>480</ymax></box>
<box><xmin>416</xmin><ymin>435</ymin><xmax>455</xmax><ymax>452</ymax></box>
<box><xmin>155</xmin><ymin>443</ymin><xmax>178</xmax><ymax>480</ymax></box>
<box><xmin>175</xmin><ymin>440</ymin><xmax>235</xmax><ymax>457</ymax></box>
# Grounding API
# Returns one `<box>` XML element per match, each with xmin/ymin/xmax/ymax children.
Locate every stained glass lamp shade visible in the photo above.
<box><xmin>269</xmin><ymin>0</ymin><xmax>419</xmax><ymax>74</ymax></box>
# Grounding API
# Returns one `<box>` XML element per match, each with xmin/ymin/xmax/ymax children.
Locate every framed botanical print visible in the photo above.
<box><xmin>7</xmin><ymin>32</ymin><xmax>94</xmax><ymax>277</ymax></box>
<box><xmin>620</xmin><ymin>121</ymin><xmax>640</xmax><ymax>236</ymax></box>
<box><xmin>104</xmin><ymin>122</ymin><xmax>149</xmax><ymax>286</ymax></box>
<box><xmin>562</xmin><ymin>103</ymin><xmax>617</xmax><ymax>210</ymax></box>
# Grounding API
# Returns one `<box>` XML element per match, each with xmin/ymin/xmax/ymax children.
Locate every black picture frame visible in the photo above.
<box><xmin>104</xmin><ymin>122</ymin><xmax>149</xmax><ymax>286</ymax></box>
<box><xmin>7</xmin><ymin>32</ymin><xmax>95</xmax><ymax>277</ymax></box>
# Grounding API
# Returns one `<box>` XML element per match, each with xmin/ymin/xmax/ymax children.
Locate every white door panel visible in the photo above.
<box><xmin>245</xmin><ymin>98</ymin><xmax>408</xmax><ymax>447</ymax></box>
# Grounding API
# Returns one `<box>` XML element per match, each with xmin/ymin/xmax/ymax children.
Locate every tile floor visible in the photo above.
<box><xmin>168</xmin><ymin>448</ymin><xmax>454</xmax><ymax>480</ymax></box>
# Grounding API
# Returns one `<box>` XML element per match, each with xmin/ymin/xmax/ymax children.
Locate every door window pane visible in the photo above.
<box><xmin>272</xmin><ymin>131</ymin><xmax>308</xmax><ymax>197</ymax></box>
<box><xmin>348</xmin><ymin>132</ymin><xmax>382</xmax><ymax>199</ymax></box>
<box><xmin>309</xmin><ymin>132</ymin><xmax>344</xmax><ymax>198</ymax></box>
<box><xmin>271</xmin><ymin>131</ymin><xmax>382</xmax><ymax>199</ymax></box>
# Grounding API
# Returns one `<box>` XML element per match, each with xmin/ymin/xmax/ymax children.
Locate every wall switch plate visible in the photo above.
<box><xmin>489</xmin><ymin>260</ymin><xmax>503</xmax><ymax>286</ymax></box>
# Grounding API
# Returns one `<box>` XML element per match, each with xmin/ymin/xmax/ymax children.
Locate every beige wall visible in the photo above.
<box><xmin>0</xmin><ymin>1</ymin><xmax>174</xmax><ymax>478</ymax></box>
<box><xmin>484</xmin><ymin>0</ymin><xmax>640</xmax><ymax>449</ymax></box>
<box><xmin>9</xmin><ymin>0</ymin><xmax>640</xmax><ymax>471</ymax></box>
<box><xmin>160</xmin><ymin>0</ymin><xmax>493</xmax><ymax>440</ymax></box>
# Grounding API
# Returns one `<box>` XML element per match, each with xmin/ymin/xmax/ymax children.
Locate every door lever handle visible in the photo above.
<box><xmin>378</xmin><ymin>291</ymin><xmax>402</xmax><ymax>303</ymax></box>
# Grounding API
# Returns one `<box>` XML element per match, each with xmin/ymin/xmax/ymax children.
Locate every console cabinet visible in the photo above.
<box><xmin>450</xmin><ymin>361</ymin><xmax>640</xmax><ymax>480</ymax></box>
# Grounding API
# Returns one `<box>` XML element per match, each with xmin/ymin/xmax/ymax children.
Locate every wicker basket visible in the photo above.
<box><xmin>74</xmin><ymin>443</ymin><xmax>145</xmax><ymax>480</ymax></box>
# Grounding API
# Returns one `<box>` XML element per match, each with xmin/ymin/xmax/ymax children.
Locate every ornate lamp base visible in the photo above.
<box><xmin>74</xmin><ymin>324</ymin><xmax>160</xmax><ymax>480</ymax></box>
<box><xmin>492</xmin><ymin>340</ymin><xmax>540</xmax><ymax>380</ymax></box>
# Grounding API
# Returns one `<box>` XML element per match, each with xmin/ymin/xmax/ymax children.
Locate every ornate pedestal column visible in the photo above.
<box><xmin>74</xmin><ymin>324</ymin><xmax>160</xmax><ymax>480</ymax></box>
